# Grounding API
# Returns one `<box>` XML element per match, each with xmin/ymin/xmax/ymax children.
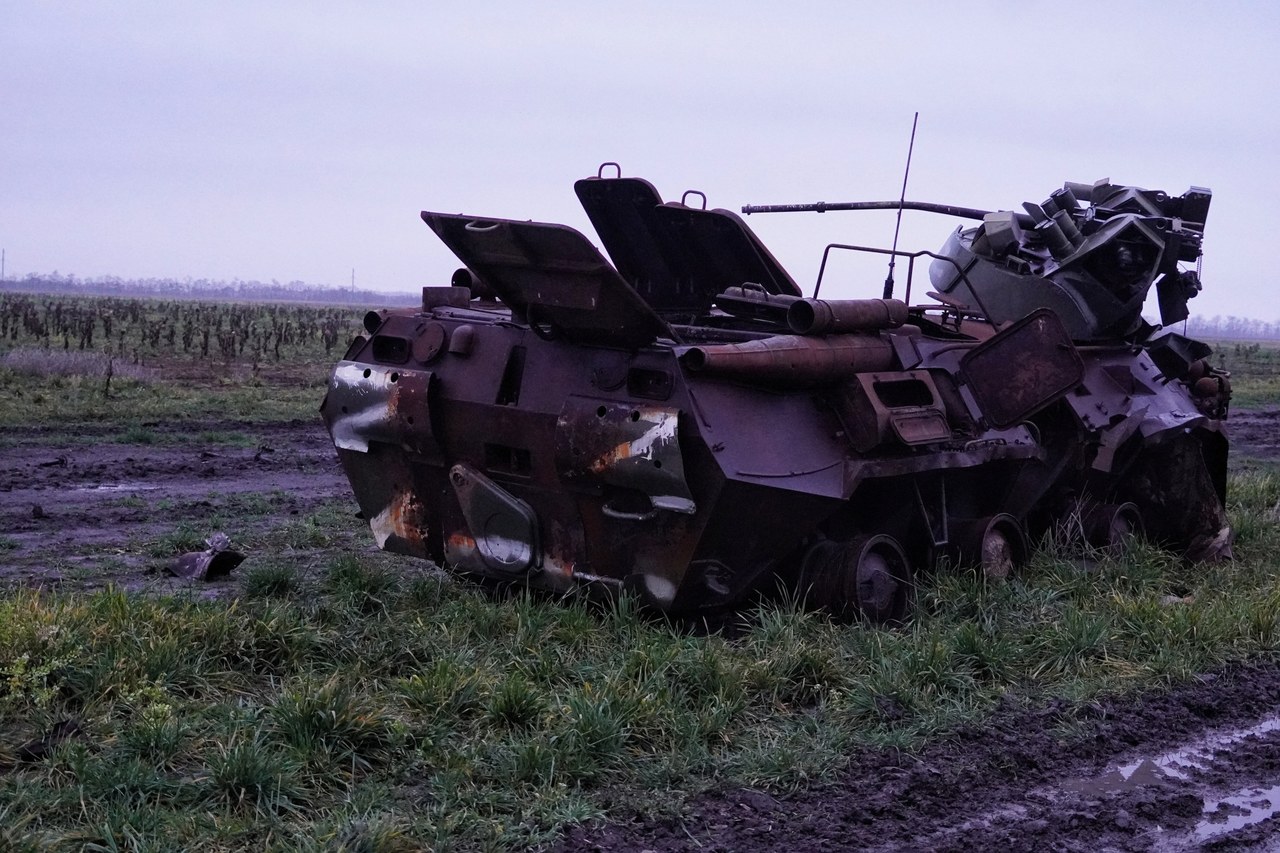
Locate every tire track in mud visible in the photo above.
<box><xmin>864</xmin><ymin>711</ymin><xmax>1280</xmax><ymax>851</ymax></box>
<box><xmin>1230</xmin><ymin>407</ymin><xmax>1280</xmax><ymax>463</ymax></box>
<box><xmin>562</xmin><ymin>665</ymin><xmax>1280</xmax><ymax>852</ymax></box>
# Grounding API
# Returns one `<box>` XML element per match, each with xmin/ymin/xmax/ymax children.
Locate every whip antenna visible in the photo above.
<box><xmin>884</xmin><ymin>111</ymin><xmax>919</xmax><ymax>299</ymax></box>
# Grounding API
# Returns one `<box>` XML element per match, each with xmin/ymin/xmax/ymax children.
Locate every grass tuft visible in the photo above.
<box><xmin>485</xmin><ymin>675</ymin><xmax>546</xmax><ymax>730</ymax></box>
<box><xmin>243</xmin><ymin>562</ymin><xmax>300</xmax><ymax>599</ymax></box>
<box><xmin>326</xmin><ymin>813</ymin><xmax>413</xmax><ymax>853</ymax></box>
<box><xmin>323</xmin><ymin>555</ymin><xmax>398</xmax><ymax>614</ymax></box>
<box><xmin>144</xmin><ymin>524</ymin><xmax>208</xmax><ymax>558</ymax></box>
<box><xmin>272</xmin><ymin>677</ymin><xmax>396</xmax><ymax>769</ymax></box>
<box><xmin>208</xmin><ymin>729</ymin><xmax>302</xmax><ymax>812</ymax></box>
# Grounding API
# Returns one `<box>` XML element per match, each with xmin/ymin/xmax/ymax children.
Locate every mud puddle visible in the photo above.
<box><xmin>1058</xmin><ymin>713</ymin><xmax>1280</xmax><ymax>848</ymax></box>
<box><xmin>1066</xmin><ymin>714</ymin><xmax>1280</xmax><ymax>790</ymax></box>
<box><xmin>72</xmin><ymin>482</ymin><xmax>161</xmax><ymax>492</ymax></box>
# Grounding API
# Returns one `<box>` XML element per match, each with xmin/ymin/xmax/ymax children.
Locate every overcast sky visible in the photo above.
<box><xmin>3</xmin><ymin>1</ymin><xmax>1277</xmax><ymax>320</ymax></box>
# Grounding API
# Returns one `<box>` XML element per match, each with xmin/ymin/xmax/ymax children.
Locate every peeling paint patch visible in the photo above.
<box><xmin>369</xmin><ymin>488</ymin><xmax>428</xmax><ymax>556</ymax></box>
<box><xmin>588</xmin><ymin>413</ymin><xmax>679</xmax><ymax>473</ymax></box>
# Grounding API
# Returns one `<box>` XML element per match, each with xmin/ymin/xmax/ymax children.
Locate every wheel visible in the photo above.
<box><xmin>1084</xmin><ymin>501</ymin><xmax>1144</xmax><ymax>556</ymax></box>
<box><xmin>956</xmin><ymin>513</ymin><xmax>1028</xmax><ymax>581</ymax></box>
<box><xmin>798</xmin><ymin>534</ymin><xmax>913</xmax><ymax>625</ymax></box>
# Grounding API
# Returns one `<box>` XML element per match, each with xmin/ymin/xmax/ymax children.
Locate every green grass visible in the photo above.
<box><xmin>271</xmin><ymin>507</ymin><xmax>354</xmax><ymax>551</ymax></box>
<box><xmin>130</xmin><ymin>497</ymin><xmax>357</xmax><ymax>563</ymax></box>
<box><xmin>243</xmin><ymin>563</ymin><xmax>301</xmax><ymax>600</ymax></box>
<box><xmin>0</xmin><ymin>366</ymin><xmax>326</xmax><ymax>427</ymax></box>
<box><xmin>0</xmin><ymin>292</ymin><xmax>359</xmax><ymax>428</ymax></box>
<box><xmin>1</xmin><ymin>466</ymin><xmax>1278</xmax><ymax>849</ymax></box>
<box><xmin>144</xmin><ymin>524</ymin><xmax>212</xmax><ymax>558</ymax></box>
<box><xmin>120</xmin><ymin>424</ymin><xmax>159</xmax><ymax>445</ymax></box>
<box><xmin>193</xmin><ymin>430</ymin><xmax>257</xmax><ymax>447</ymax></box>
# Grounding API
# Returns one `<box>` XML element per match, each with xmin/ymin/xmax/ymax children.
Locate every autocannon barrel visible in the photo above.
<box><xmin>679</xmin><ymin>333</ymin><xmax>895</xmax><ymax>384</ymax></box>
<box><xmin>741</xmin><ymin>200</ymin><xmax>992</xmax><ymax>219</ymax></box>
<box><xmin>787</xmin><ymin>298</ymin><xmax>908</xmax><ymax>336</ymax></box>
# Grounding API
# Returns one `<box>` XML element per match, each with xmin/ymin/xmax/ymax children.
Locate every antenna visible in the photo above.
<box><xmin>883</xmin><ymin>112</ymin><xmax>919</xmax><ymax>299</ymax></box>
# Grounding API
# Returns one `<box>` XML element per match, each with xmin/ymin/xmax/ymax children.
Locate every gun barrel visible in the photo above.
<box><xmin>741</xmin><ymin>200</ymin><xmax>992</xmax><ymax>220</ymax></box>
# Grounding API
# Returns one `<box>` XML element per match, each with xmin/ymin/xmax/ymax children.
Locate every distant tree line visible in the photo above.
<box><xmin>4</xmin><ymin>272</ymin><xmax>1275</xmax><ymax>339</ymax></box>
<box><xmin>1</xmin><ymin>292</ymin><xmax>364</xmax><ymax>364</ymax></box>
<box><xmin>1184</xmin><ymin>315</ymin><xmax>1280</xmax><ymax>340</ymax></box>
<box><xmin>0</xmin><ymin>271</ymin><xmax>419</xmax><ymax>307</ymax></box>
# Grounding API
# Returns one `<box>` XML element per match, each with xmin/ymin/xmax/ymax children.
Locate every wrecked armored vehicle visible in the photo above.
<box><xmin>321</xmin><ymin>166</ymin><xmax>1230</xmax><ymax>622</ymax></box>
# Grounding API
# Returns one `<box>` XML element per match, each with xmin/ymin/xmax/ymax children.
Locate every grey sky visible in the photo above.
<box><xmin>3</xmin><ymin>1</ymin><xmax>1277</xmax><ymax>320</ymax></box>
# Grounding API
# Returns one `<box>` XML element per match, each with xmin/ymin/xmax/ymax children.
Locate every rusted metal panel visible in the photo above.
<box><xmin>446</xmin><ymin>463</ymin><xmax>540</xmax><ymax>575</ymax></box>
<box><xmin>835</xmin><ymin>370</ymin><xmax>952</xmax><ymax>452</ymax></box>
<box><xmin>554</xmin><ymin>397</ymin><xmax>696</xmax><ymax>515</ymax></box>
<box><xmin>324</xmin><ymin>361</ymin><xmax>441</xmax><ymax>459</ymax></box>
<box><xmin>959</xmin><ymin>309</ymin><xmax>1084</xmax><ymax>429</ymax></box>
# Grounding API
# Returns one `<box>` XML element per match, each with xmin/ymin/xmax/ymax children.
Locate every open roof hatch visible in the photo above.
<box><xmin>421</xmin><ymin>212</ymin><xmax>673</xmax><ymax>349</ymax></box>
<box><xmin>575</xmin><ymin>172</ymin><xmax>801</xmax><ymax>320</ymax></box>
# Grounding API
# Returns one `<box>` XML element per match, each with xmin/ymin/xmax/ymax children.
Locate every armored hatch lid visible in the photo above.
<box><xmin>651</xmin><ymin>204</ymin><xmax>801</xmax><ymax>300</ymax></box>
<box><xmin>574</xmin><ymin>176</ymin><xmax>692</xmax><ymax>315</ymax></box>
<box><xmin>574</xmin><ymin>175</ymin><xmax>801</xmax><ymax>320</ymax></box>
<box><xmin>421</xmin><ymin>212</ymin><xmax>674</xmax><ymax>348</ymax></box>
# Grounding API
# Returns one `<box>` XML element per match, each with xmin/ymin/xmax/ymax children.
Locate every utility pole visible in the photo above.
<box><xmin>2</xmin><ymin>249</ymin><xmax>5</xmax><ymax>282</ymax></box>
<box><xmin>351</xmin><ymin>267</ymin><xmax>356</xmax><ymax>303</ymax></box>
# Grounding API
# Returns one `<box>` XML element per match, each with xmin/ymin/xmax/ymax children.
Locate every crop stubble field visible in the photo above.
<box><xmin>2</xmin><ymin>293</ymin><xmax>1280</xmax><ymax>851</ymax></box>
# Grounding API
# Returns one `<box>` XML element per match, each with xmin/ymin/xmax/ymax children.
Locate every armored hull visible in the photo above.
<box><xmin>322</xmin><ymin>169</ymin><xmax>1230</xmax><ymax>622</ymax></box>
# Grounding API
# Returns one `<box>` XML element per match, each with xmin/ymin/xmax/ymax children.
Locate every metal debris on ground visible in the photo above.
<box><xmin>169</xmin><ymin>531</ymin><xmax>245</xmax><ymax>581</ymax></box>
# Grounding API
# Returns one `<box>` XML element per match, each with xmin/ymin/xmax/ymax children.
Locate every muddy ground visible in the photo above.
<box><xmin>1230</xmin><ymin>406</ymin><xmax>1280</xmax><ymax>464</ymax></box>
<box><xmin>562</xmin><ymin>663</ymin><xmax>1280</xmax><ymax>852</ymax></box>
<box><xmin>0</xmin><ymin>418</ymin><xmax>354</xmax><ymax>596</ymax></box>
<box><xmin>2</xmin><ymin>409</ymin><xmax>1280</xmax><ymax>851</ymax></box>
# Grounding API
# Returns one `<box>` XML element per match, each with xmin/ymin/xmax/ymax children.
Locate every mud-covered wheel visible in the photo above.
<box><xmin>1084</xmin><ymin>501</ymin><xmax>1145</xmax><ymax>555</ymax></box>
<box><xmin>799</xmin><ymin>534</ymin><xmax>913</xmax><ymax>625</ymax></box>
<box><xmin>962</xmin><ymin>513</ymin><xmax>1028</xmax><ymax>581</ymax></box>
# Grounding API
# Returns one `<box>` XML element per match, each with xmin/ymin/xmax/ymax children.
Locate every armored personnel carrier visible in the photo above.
<box><xmin>322</xmin><ymin>165</ymin><xmax>1230</xmax><ymax>623</ymax></box>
